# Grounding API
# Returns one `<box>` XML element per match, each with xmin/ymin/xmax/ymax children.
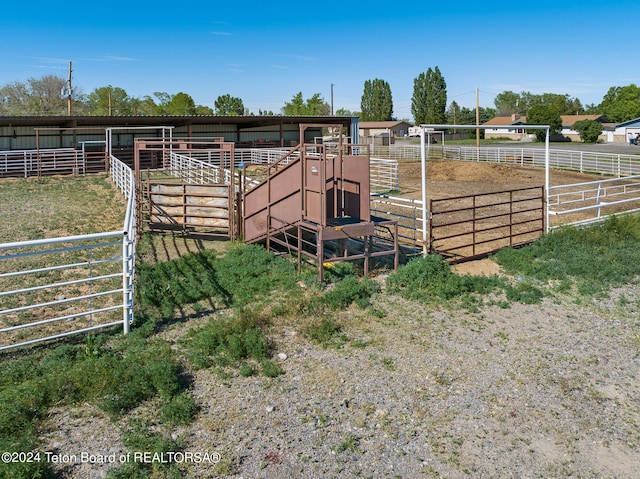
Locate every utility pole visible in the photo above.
<box><xmin>330</xmin><ymin>83</ymin><xmax>334</xmax><ymax>115</ymax></box>
<box><xmin>453</xmin><ymin>103</ymin><xmax>457</xmax><ymax>135</ymax></box>
<box><xmin>66</xmin><ymin>61</ymin><xmax>73</xmax><ymax>116</ymax></box>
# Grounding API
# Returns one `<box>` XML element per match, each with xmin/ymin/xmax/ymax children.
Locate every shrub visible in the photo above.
<box><xmin>161</xmin><ymin>392</ymin><xmax>199</xmax><ymax>426</ymax></box>
<box><xmin>321</xmin><ymin>276</ymin><xmax>380</xmax><ymax>310</ymax></box>
<box><xmin>182</xmin><ymin>311</ymin><xmax>272</xmax><ymax>373</ymax></box>
<box><xmin>385</xmin><ymin>254</ymin><xmax>501</xmax><ymax>305</ymax></box>
<box><xmin>213</xmin><ymin>244</ymin><xmax>298</xmax><ymax>307</ymax></box>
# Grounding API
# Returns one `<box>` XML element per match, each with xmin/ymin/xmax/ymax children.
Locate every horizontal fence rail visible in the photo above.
<box><xmin>548</xmin><ymin>175</ymin><xmax>640</xmax><ymax>225</ymax></box>
<box><xmin>371</xmin><ymin>145</ymin><xmax>640</xmax><ymax>177</ymax></box>
<box><xmin>0</xmin><ymin>232</ymin><xmax>127</xmax><ymax>350</ymax></box>
<box><xmin>370</xmin><ymin>194</ymin><xmax>424</xmax><ymax>253</ymax></box>
<box><xmin>0</xmin><ymin>147</ymin><xmax>108</xmax><ymax>178</ymax></box>
<box><xmin>429</xmin><ymin>186</ymin><xmax>545</xmax><ymax>262</ymax></box>
<box><xmin>0</xmin><ymin>156</ymin><xmax>136</xmax><ymax>351</ymax></box>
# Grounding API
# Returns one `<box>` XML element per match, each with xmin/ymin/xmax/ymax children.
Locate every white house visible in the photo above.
<box><xmin>612</xmin><ymin>118</ymin><xmax>640</xmax><ymax>143</ymax></box>
<box><xmin>483</xmin><ymin>114</ymin><xmax>612</xmax><ymax>142</ymax></box>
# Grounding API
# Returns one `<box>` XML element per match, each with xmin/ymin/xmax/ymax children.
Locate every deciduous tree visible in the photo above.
<box><xmin>86</xmin><ymin>86</ymin><xmax>133</xmax><ymax>115</ymax></box>
<box><xmin>411</xmin><ymin>66</ymin><xmax>447</xmax><ymax>125</ymax></box>
<box><xmin>360</xmin><ymin>79</ymin><xmax>393</xmax><ymax>121</ymax></box>
<box><xmin>525</xmin><ymin>104</ymin><xmax>562</xmax><ymax>142</ymax></box>
<box><xmin>598</xmin><ymin>84</ymin><xmax>640</xmax><ymax>123</ymax></box>
<box><xmin>282</xmin><ymin>92</ymin><xmax>329</xmax><ymax>115</ymax></box>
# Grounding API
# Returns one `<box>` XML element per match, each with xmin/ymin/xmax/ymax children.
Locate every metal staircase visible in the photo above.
<box><xmin>243</xmin><ymin>124</ymin><xmax>398</xmax><ymax>280</ymax></box>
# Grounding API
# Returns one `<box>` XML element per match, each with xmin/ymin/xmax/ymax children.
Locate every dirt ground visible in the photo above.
<box><xmin>398</xmin><ymin>159</ymin><xmax>602</xmax><ymax>201</ymax></box>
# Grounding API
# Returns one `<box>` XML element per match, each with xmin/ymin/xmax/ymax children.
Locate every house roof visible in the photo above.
<box><xmin>358</xmin><ymin>121</ymin><xmax>410</xmax><ymax>129</ymax></box>
<box><xmin>483</xmin><ymin>115</ymin><xmax>526</xmax><ymax>126</ymax></box>
<box><xmin>560</xmin><ymin>114</ymin><xmax>608</xmax><ymax>126</ymax></box>
<box><xmin>483</xmin><ymin>114</ymin><xmax>609</xmax><ymax>127</ymax></box>
<box><xmin>615</xmin><ymin>117</ymin><xmax>640</xmax><ymax>128</ymax></box>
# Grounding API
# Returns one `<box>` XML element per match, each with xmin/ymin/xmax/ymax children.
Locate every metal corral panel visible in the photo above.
<box><xmin>243</xmin><ymin>159</ymin><xmax>303</xmax><ymax>242</ymax></box>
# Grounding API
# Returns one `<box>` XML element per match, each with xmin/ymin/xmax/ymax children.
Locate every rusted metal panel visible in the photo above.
<box><xmin>145</xmin><ymin>180</ymin><xmax>233</xmax><ymax>236</ymax></box>
<box><xmin>321</xmin><ymin>222</ymin><xmax>375</xmax><ymax>240</ymax></box>
<box><xmin>429</xmin><ymin>186</ymin><xmax>544</xmax><ymax>262</ymax></box>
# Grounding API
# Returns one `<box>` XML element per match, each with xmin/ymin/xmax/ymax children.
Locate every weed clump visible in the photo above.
<box><xmin>385</xmin><ymin>254</ymin><xmax>502</xmax><ymax>306</ymax></box>
<box><xmin>182</xmin><ymin>310</ymin><xmax>273</xmax><ymax>374</ymax></box>
<box><xmin>320</xmin><ymin>275</ymin><xmax>380</xmax><ymax>310</ymax></box>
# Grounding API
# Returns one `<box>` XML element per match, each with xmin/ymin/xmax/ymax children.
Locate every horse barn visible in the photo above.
<box><xmin>0</xmin><ymin>114</ymin><xmax>359</xmax><ymax>152</ymax></box>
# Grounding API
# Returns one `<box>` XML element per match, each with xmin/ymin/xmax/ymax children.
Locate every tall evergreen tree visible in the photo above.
<box><xmin>411</xmin><ymin>66</ymin><xmax>447</xmax><ymax>125</ymax></box>
<box><xmin>360</xmin><ymin>79</ymin><xmax>393</xmax><ymax>121</ymax></box>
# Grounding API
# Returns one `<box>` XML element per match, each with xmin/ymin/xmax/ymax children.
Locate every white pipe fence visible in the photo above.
<box><xmin>0</xmin><ymin>148</ymin><xmax>85</xmax><ymax>177</ymax></box>
<box><xmin>370</xmin><ymin>144</ymin><xmax>640</xmax><ymax>177</ymax></box>
<box><xmin>0</xmin><ymin>156</ymin><xmax>136</xmax><ymax>350</ymax></box>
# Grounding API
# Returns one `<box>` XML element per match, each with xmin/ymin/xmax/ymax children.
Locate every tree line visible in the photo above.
<box><xmin>2</xmin><ymin>71</ymin><xmax>640</xmax><ymax>139</ymax></box>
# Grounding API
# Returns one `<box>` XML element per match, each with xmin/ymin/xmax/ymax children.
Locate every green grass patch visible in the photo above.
<box><xmin>0</xmin><ymin>331</ymin><xmax>190</xmax><ymax>478</ymax></box>
<box><xmin>385</xmin><ymin>254</ymin><xmax>506</xmax><ymax>306</ymax></box>
<box><xmin>181</xmin><ymin>308</ymin><xmax>273</xmax><ymax>372</ymax></box>
<box><xmin>494</xmin><ymin>214</ymin><xmax>640</xmax><ymax>295</ymax></box>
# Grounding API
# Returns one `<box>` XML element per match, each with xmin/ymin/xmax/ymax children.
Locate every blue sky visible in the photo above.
<box><xmin>2</xmin><ymin>0</ymin><xmax>637</xmax><ymax>120</ymax></box>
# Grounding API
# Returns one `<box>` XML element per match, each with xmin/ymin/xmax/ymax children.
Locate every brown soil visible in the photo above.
<box><xmin>398</xmin><ymin>159</ymin><xmax>602</xmax><ymax>200</ymax></box>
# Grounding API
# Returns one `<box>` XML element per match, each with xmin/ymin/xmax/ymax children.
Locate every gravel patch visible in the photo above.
<box><xmin>40</xmin><ymin>281</ymin><xmax>640</xmax><ymax>478</ymax></box>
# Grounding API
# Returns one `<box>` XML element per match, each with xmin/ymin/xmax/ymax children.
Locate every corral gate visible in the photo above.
<box><xmin>139</xmin><ymin>179</ymin><xmax>236</xmax><ymax>238</ymax></box>
<box><xmin>429</xmin><ymin>186</ymin><xmax>544</xmax><ymax>262</ymax></box>
<box><xmin>134</xmin><ymin>138</ymin><xmax>239</xmax><ymax>239</ymax></box>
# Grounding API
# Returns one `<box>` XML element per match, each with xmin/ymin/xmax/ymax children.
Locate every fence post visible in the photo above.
<box><xmin>122</xmin><ymin>232</ymin><xmax>134</xmax><ymax>334</ymax></box>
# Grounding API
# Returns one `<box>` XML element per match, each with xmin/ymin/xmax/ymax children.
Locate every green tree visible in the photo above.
<box><xmin>86</xmin><ymin>85</ymin><xmax>132</xmax><ymax>115</ymax></box>
<box><xmin>165</xmin><ymin>92</ymin><xmax>196</xmax><ymax>115</ymax></box>
<box><xmin>132</xmin><ymin>95</ymin><xmax>161</xmax><ymax>115</ymax></box>
<box><xmin>598</xmin><ymin>84</ymin><xmax>640</xmax><ymax>123</ymax></box>
<box><xmin>494</xmin><ymin>90</ymin><xmax>521</xmax><ymax>116</ymax></box>
<box><xmin>0</xmin><ymin>81</ymin><xmax>30</xmax><ymax>115</ymax></box>
<box><xmin>282</xmin><ymin>92</ymin><xmax>329</xmax><ymax>115</ymax></box>
<box><xmin>306</xmin><ymin>93</ymin><xmax>330</xmax><ymax>115</ymax></box>
<box><xmin>196</xmin><ymin>105</ymin><xmax>214</xmax><ymax>115</ymax></box>
<box><xmin>573</xmin><ymin>119</ymin><xmax>603</xmax><ymax>143</ymax></box>
<box><xmin>360</xmin><ymin>79</ymin><xmax>393</xmax><ymax>121</ymax></box>
<box><xmin>215</xmin><ymin>94</ymin><xmax>244</xmax><ymax>115</ymax></box>
<box><xmin>335</xmin><ymin>107</ymin><xmax>354</xmax><ymax>116</ymax></box>
<box><xmin>411</xmin><ymin>66</ymin><xmax>447</xmax><ymax>125</ymax></box>
<box><xmin>494</xmin><ymin>91</ymin><xmax>583</xmax><ymax>116</ymax></box>
<box><xmin>537</xmin><ymin>93</ymin><xmax>583</xmax><ymax>115</ymax></box>
<box><xmin>525</xmin><ymin>104</ymin><xmax>562</xmax><ymax>142</ymax></box>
